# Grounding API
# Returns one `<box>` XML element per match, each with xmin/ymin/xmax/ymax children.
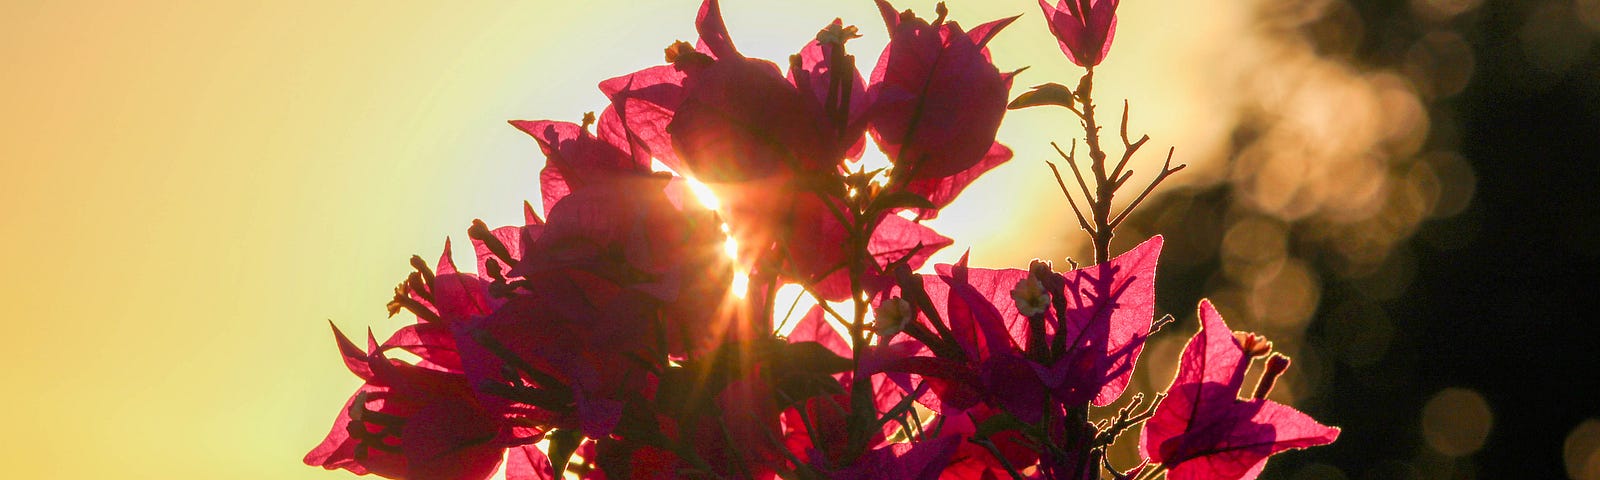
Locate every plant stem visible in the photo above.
<box><xmin>1076</xmin><ymin>68</ymin><xmax>1116</xmax><ymax>265</ymax></box>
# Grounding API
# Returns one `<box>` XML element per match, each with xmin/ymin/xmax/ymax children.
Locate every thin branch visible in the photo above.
<box><xmin>1094</xmin><ymin>392</ymin><xmax>1167</xmax><ymax>447</ymax></box>
<box><xmin>806</xmin><ymin>290</ymin><xmax>851</xmax><ymax>326</ymax></box>
<box><xmin>1052</xmin><ymin>140</ymin><xmax>1096</xmax><ymax>203</ymax></box>
<box><xmin>772</xmin><ymin>287</ymin><xmax>807</xmax><ymax>335</ymax></box>
<box><xmin>1150</xmin><ymin>314</ymin><xmax>1176</xmax><ymax>334</ymax></box>
<box><xmin>1110</xmin><ymin>147</ymin><xmax>1186</xmax><ymax>228</ymax></box>
<box><xmin>1113</xmin><ymin>169</ymin><xmax>1134</xmax><ymax>191</ymax></box>
<box><xmin>1046</xmin><ymin>160</ymin><xmax>1095</xmax><ymax>234</ymax></box>
<box><xmin>1111</xmin><ymin>100</ymin><xmax>1150</xmax><ymax>181</ymax></box>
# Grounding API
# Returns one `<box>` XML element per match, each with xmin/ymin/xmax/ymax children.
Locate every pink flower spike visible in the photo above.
<box><xmin>1039</xmin><ymin>0</ymin><xmax>1120</xmax><ymax>67</ymax></box>
<box><xmin>1140</xmin><ymin>300</ymin><xmax>1341</xmax><ymax>480</ymax></box>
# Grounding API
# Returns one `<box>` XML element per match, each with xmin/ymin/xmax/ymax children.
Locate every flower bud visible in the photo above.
<box><xmin>1011</xmin><ymin>276</ymin><xmax>1051</xmax><ymax>317</ymax></box>
<box><xmin>1027</xmin><ymin>259</ymin><xmax>1054</xmax><ymax>281</ymax></box>
<box><xmin>873</xmin><ymin>297</ymin><xmax>913</xmax><ymax>339</ymax></box>
<box><xmin>664</xmin><ymin>40</ymin><xmax>712</xmax><ymax>69</ymax></box>
<box><xmin>816</xmin><ymin>23</ymin><xmax>861</xmax><ymax>45</ymax></box>
<box><xmin>1233</xmin><ymin>331</ymin><xmax>1272</xmax><ymax>358</ymax></box>
<box><xmin>1252</xmin><ymin>353</ymin><xmax>1292</xmax><ymax>400</ymax></box>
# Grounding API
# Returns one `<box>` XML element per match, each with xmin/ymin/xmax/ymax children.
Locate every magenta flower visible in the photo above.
<box><xmin>453</xmin><ymin>180</ymin><xmax>732</xmax><ymax>437</ymax></box>
<box><xmin>595</xmin><ymin>0</ymin><xmax>965</xmax><ymax>304</ymax></box>
<box><xmin>502</xmin><ymin>169</ymin><xmax>734</xmax><ymax>355</ymax></box>
<box><xmin>380</xmin><ymin>218</ymin><xmax>542</xmax><ymax>375</ymax></box>
<box><xmin>869</xmin><ymin>0</ymin><xmax>1018</xmax><ymax>193</ymax></box>
<box><xmin>510</xmin><ymin>108</ymin><xmax>652</xmax><ymax>216</ymax></box>
<box><xmin>304</xmin><ymin>0</ymin><xmax>1349</xmax><ymax>477</ymax></box>
<box><xmin>876</xmin><ymin>236</ymin><xmax>1164</xmax><ymax>422</ymax></box>
<box><xmin>1039</xmin><ymin>0</ymin><xmax>1119</xmax><ymax>67</ymax></box>
<box><xmin>306</xmin><ymin>326</ymin><xmax>547</xmax><ymax>480</ymax></box>
<box><xmin>1140</xmin><ymin>300</ymin><xmax>1341</xmax><ymax>480</ymax></box>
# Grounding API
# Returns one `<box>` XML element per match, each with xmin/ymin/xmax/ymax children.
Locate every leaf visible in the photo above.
<box><xmin>1007</xmin><ymin>82</ymin><xmax>1076</xmax><ymax>110</ymax></box>
<box><xmin>971</xmin><ymin>410</ymin><xmax>1027</xmax><ymax>440</ymax></box>
<box><xmin>771</xmin><ymin>340</ymin><xmax>855</xmax><ymax>376</ymax></box>
<box><xmin>545</xmin><ymin>428</ymin><xmax>583</xmax><ymax>475</ymax></box>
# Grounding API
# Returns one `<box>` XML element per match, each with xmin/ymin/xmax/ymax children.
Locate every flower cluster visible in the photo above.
<box><xmin>306</xmin><ymin>1</ymin><xmax>1339</xmax><ymax>479</ymax></box>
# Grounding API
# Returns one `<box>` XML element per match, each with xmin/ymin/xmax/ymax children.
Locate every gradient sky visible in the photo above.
<box><xmin>0</xmin><ymin>1</ymin><xmax>1237</xmax><ymax>478</ymax></box>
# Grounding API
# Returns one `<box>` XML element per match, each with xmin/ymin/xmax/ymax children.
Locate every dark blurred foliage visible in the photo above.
<box><xmin>1113</xmin><ymin>0</ymin><xmax>1600</xmax><ymax>478</ymax></box>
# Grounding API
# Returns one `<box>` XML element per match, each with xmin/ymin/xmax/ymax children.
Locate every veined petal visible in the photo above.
<box><xmin>1055</xmin><ymin>235</ymin><xmax>1162</xmax><ymax>406</ymax></box>
<box><xmin>1141</xmin><ymin>300</ymin><xmax>1341</xmax><ymax>480</ymax></box>
<box><xmin>869</xmin><ymin>7</ymin><xmax>1011</xmax><ymax>182</ymax></box>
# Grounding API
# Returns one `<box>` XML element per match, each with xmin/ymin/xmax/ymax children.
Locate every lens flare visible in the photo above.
<box><xmin>730</xmin><ymin>271</ymin><xmax>750</xmax><ymax>299</ymax></box>
<box><xmin>684</xmin><ymin>176</ymin><xmax>722</xmax><ymax>211</ymax></box>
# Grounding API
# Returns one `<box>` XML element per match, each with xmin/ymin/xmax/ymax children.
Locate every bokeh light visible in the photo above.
<box><xmin>1420</xmin><ymin>387</ymin><xmax>1493</xmax><ymax>457</ymax></box>
<box><xmin>1567</xmin><ymin>419</ymin><xmax>1600</xmax><ymax>480</ymax></box>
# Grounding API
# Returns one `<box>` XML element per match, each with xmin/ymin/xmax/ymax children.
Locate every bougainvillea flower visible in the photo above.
<box><xmin>384</xmin><ymin>235</ymin><xmax>535</xmax><ymax>373</ymax></box>
<box><xmin>307</xmin><ymin>326</ymin><xmax>544</xmax><ymax>480</ymax></box>
<box><xmin>1039</xmin><ymin>0</ymin><xmax>1119</xmax><ymax>67</ymax></box>
<box><xmin>661</xmin><ymin>0</ymin><xmax>835</xmax><ymax>182</ymax></box>
<box><xmin>510</xmin><ymin>108</ymin><xmax>652</xmax><ymax>215</ymax></box>
<box><xmin>789</xmin><ymin>19</ymin><xmax>872</xmax><ymax>163</ymax></box>
<box><xmin>869</xmin><ymin>0</ymin><xmax>1017</xmax><ymax>182</ymax></box>
<box><xmin>446</xmin><ymin>178</ymin><xmax>733</xmax><ymax>437</ymax></box>
<box><xmin>505</xmin><ymin>445</ymin><xmax>559</xmax><ymax>480</ymax></box>
<box><xmin>878</xmin><ymin>236</ymin><xmax>1162</xmax><ymax>421</ymax></box>
<box><xmin>669</xmin><ymin>54</ymin><xmax>832</xmax><ymax>182</ymax></box>
<box><xmin>1140</xmin><ymin>300</ymin><xmax>1340</xmax><ymax>480</ymax></box>
<box><xmin>510</xmin><ymin>177</ymin><xmax>734</xmax><ymax>355</ymax></box>
<box><xmin>794</xmin><ymin>205</ymin><xmax>955</xmax><ymax>301</ymax></box>
<box><xmin>592</xmin><ymin>1</ymin><xmax>973</xmax><ymax>307</ymax></box>
<box><xmin>599</xmin><ymin>64</ymin><xmax>688</xmax><ymax>170</ymax></box>
<box><xmin>899</xmin><ymin>143</ymin><xmax>1012</xmax><ymax>220</ymax></box>
<box><xmin>454</xmin><ymin>289</ymin><xmax>646</xmax><ymax>438</ymax></box>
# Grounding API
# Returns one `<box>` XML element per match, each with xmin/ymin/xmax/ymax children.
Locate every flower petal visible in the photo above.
<box><xmin>1055</xmin><ymin>235</ymin><xmax>1163</xmax><ymax>406</ymax></box>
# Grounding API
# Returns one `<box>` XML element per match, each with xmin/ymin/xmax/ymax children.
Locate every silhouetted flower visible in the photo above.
<box><xmin>876</xmin><ymin>236</ymin><xmax>1164</xmax><ymax>422</ymax></box>
<box><xmin>870</xmin><ymin>0</ymin><xmax>1019</xmax><ymax>219</ymax></box>
<box><xmin>1140</xmin><ymin>300</ymin><xmax>1341</xmax><ymax>480</ymax></box>
<box><xmin>306</xmin><ymin>326</ymin><xmax>545</xmax><ymax>480</ymax></box>
<box><xmin>1038</xmin><ymin>0</ymin><xmax>1120</xmax><ymax>67</ymax></box>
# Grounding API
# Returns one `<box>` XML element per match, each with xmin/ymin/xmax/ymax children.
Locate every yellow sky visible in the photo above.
<box><xmin>0</xmin><ymin>1</ymin><xmax>1237</xmax><ymax>478</ymax></box>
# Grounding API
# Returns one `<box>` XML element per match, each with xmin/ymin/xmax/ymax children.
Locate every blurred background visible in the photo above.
<box><xmin>1</xmin><ymin>0</ymin><xmax>1595</xmax><ymax>478</ymax></box>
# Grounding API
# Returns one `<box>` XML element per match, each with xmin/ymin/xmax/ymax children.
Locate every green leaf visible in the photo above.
<box><xmin>545</xmin><ymin>428</ymin><xmax>583</xmax><ymax>474</ymax></box>
<box><xmin>769</xmin><ymin>341</ymin><xmax>854</xmax><ymax>375</ymax></box>
<box><xmin>1007</xmin><ymin>82</ymin><xmax>1077</xmax><ymax>110</ymax></box>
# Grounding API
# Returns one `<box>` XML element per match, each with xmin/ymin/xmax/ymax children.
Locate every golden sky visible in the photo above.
<box><xmin>0</xmin><ymin>1</ymin><xmax>1242</xmax><ymax>478</ymax></box>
